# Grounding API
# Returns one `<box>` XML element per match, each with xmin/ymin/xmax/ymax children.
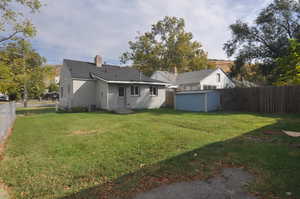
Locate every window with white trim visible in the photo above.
<box><xmin>130</xmin><ymin>85</ymin><xmax>140</xmax><ymax>96</ymax></box>
<box><xmin>149</xmin><ymin>86</ymin><xmax>158</xmax><ymax>96</ymax></box>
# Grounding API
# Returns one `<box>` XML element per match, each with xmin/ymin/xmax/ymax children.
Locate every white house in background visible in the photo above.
<box><xmin>59</xmin><ymin>56</ymin><xmax>167</xmax><ymax>111</ymax></box>
<box><xmin>151</xmin><ymin>68</ymin><xmax>235</xmax><ymax>91</ymax></box>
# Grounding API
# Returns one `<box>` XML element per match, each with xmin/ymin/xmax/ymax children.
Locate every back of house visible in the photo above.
<box><xmin>59</xmin><ymin>55</ymin><xmax>168</xmax><ymax>111</ymax></box>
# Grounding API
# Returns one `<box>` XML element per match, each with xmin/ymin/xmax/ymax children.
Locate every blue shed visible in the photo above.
<box><xmin>175</xmin><ymin>90</ymin><xmax>220</xmax><ymax>112</ymax></box>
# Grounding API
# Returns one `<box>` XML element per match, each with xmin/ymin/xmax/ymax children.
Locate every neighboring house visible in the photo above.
<box><xmin>54</xmin><ymin>66</ymin><xmax>61</xmax><ymax>84</ymax></box>
<box><xmin>59</xmin><ymin>56</ymin><xmax>167</xmax><ymax>111</ymax></box>
<box><xmin>150</xmin><ymin>71</ymin><xmax>178</xmax><ymax>89</ymax></box>
<box><xmin>151</xmin><ymin>68</ymin><xmax>235</xmax><ymax>91</ymax></box>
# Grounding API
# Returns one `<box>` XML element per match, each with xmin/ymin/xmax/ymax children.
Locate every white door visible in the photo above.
<box><xmin>118</xmin><ymin>87</ymin><xmax>126</xmax><ymax>108</ymax></box>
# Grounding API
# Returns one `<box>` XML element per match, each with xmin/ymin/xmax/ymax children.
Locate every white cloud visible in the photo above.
<box><xmin>30</xmin><ymin>0</ymin><xmax>273</xmax><ymax>64</ymax></box>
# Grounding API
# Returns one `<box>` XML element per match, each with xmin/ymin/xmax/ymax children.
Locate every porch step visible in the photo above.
<box><xmin>113</xmin><ymin>108</ymin><xmax>134</xmax><ymax>114</ymax></box>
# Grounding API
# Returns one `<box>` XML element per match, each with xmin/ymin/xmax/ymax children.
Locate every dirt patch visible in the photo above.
<box><xmin>0</xmin><ymin>128</ymin><xmax>13</xmax><ymax>160</ymax></box>
<box><xmin>0</xmin><ymin>128</ymin><xmax>13</xmax><ymax>199</ymax></box>
<box><xmin>0</xmin><ymin>184</ymin><xmax>9</xmax><ymax>199</ymax></box>
<box><xmin>262</xmin><ymin>130</ymin><xmax>283</xmax><ymax>135</ymax></box>
<box><xmin>70</xmin><ymin>129</ymin><xmax>98</xmax><ymax>135</ymax></box>
<box><xmin>131</xmin><ymin>168</ymin><xmax>256</xmax><ymax>199</ymax></box>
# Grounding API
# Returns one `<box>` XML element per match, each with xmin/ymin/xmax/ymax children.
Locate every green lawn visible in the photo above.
<box><xmin>1</xmin><ymin>108</ymin><xmax>300</xmax><ymax>199</ymax></box>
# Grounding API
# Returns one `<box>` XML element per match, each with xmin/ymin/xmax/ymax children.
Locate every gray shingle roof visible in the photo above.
<box><xmin>151</xmin><ymin>71</ymin><xmax>177</xmax><ymax>84</ymax></box>
<box><xmin>64</xmin><ymin>59</ymin><xmax>165</xmax><ymax>84</ymax></box>
<box><xmin>176</xmin><ymin>69</ymin><xmax>215</xmax><ymax>85</ymax></box>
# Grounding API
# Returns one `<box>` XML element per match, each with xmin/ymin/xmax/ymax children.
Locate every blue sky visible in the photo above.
<box><xmin>28</xmin><ymin>0</ymin><xmax>272</xmax><ymax>65</ymax></box>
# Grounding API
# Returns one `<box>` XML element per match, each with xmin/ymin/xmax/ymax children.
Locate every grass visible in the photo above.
<box><xmin>0</xmin><ymin>108</ymin><xmax>300</xmax><ymax>199</ymax></box>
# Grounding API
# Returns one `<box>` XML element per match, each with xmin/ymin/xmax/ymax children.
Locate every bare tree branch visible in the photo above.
<box><xmin>0</xmin><ymin>31</ymin><xmax>21</xmax><ymax>43</ymax></box>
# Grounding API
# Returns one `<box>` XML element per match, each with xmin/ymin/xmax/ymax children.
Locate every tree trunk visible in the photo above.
<box><xmin>23</xmin><ymin>83</ymin><xmax>28</xmax><ymax>108</ymax></box>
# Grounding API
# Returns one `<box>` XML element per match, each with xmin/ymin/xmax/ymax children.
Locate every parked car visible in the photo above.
<box><xmin>43</xmin><ymin>92</ymin><xmax>59</xmax><ymax>101</ymax></box>
<box><xmin>0</xmin><ymin>94</ymin><xmax>9</xmax><ymax>101</ymax></box>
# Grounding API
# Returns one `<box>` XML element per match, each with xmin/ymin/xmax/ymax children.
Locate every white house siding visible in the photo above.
<box><xmin>96</xmin><ymin>80</ymin><xmax>108</xmax><ymax>109</ymax></box>
<box><xmin>127</xmin><ymin>85</ymin><xmax>166</xmax><ymax>109</ymax></box>
<box><xmin>71</xmin><ymin>80</ymin><xmax>96</xmax><ymax>107</ymax></box>
<box><xmin>200</xmin><ymin>69</ymin><xmax>235</xmax><ymax>90</ymax></box>
<box><xmin>107</xmin><ymin>84</ymin><xmax>166</xmax><ymax>110</ymax></box>
<box><xmin>59</xmin><ymin>65</ymin><xmax>73</xmax><ymax>109</ymax></box>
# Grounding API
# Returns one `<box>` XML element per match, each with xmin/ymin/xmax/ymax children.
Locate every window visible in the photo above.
<box><xmin>118</xmin><ymin>87</ymin><xmax>125</xmax><ymax>96</ymax></box>
<box><xmin>217</xmin><ymin>73</ymin><xmax>221</xmax><ymax>82</ymax></box>
<box><xmin>150</xmin><ymin>86</ymin><xmax>158</xmax><ymax>96</ymax></box>
<box><xmin>130</xmin><ymin>85</ymin><xmax>140</xmax><ymax>96</ymax></box>
<box><xmin>60</xmin><ymin>87</ymin><xmax>63</xmax><ymax>98</ymax></box>
<box><xmin>203</xmin><ymin>85</ymin><xmax>217</xmax><ymax>90</ymax></box>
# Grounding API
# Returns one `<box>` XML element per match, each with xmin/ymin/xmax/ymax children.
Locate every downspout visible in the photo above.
<box><xmin>106</xmin><ymin>83</ymin><xmax>109</xmax><ymax>110</ymax></box>
<box><xmin>205</xmin><ymin>93</ymin><xmax>208</xmax><ymax>112</ymax></box>
<box><xmin>174</xmin><ymin>90</ymin><xmax>176</xmax><ymax>110</ymax></box>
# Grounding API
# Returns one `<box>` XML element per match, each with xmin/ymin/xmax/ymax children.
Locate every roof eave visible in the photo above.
<box><xmin>90</xmin><ymin>73</ymin><xmax>168</xmax><ymax>86</ymax></box>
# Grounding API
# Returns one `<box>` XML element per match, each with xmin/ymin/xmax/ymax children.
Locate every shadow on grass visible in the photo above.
<box><xmin>16</xmin><ymin>107</ymin><xmax>56</xmax><ymax>115</ymax></box>
<box><xmin>141</xmin><ymin>108</ymin><xmax>300</xmax><ymax>121</ymax></box>
<box><xmin>57</xmin><ymin>117</ymin><xmax>300</xmax><ymax>199</ymax></box>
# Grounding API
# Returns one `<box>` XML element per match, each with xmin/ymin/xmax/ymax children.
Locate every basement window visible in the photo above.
<box><xmin>130</xmin><ymin>86</ymin><xmax>140</xmax><ymax>96</ymax></box>
<box><xmin>203</xmin><ymin>85</ymin><xmax>217</xmax><ymax>90</ymax></box>
<box><xmin>150</xmin><ymin>86</ymin><xmax>158</xmax><ymax>96</ymax></box>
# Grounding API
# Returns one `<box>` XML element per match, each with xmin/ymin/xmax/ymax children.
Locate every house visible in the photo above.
<box><xmin>54</xmin><ymin>66</ymin><xmax>61</xmax><ymax>84</ymax></box>
<box><xmin>59</xmin><ymin>56</ymin><xmax>167</xmax><ymax>111</ymax></box>
<box><xmin>151</xmin><ymin>68</ymin><xmax>235</xmax><ymax>91</ymax></box>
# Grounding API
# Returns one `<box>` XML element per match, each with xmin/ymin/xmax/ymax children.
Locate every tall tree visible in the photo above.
<box><xmin>275</xmin><ymin>39</ymin><xmax>300</xmax><ymax>85</ymax></box>
<box><xmin>0</xmin><ymin>0</ymin><xmax>42</xmax><ymax>45</ymax></box>
<box><xmin>121</xmin><ymin>16</ymin><xmax>211</xmax><ymax>75</ymax></box>
<box><xmin>0</xmin><ymin>40</ymin><xmax>47</xmax><ymax>101</ymax></box>
<box><xmin>224</xmin><ymin>0</ymin><xmax>300</xmax><ymax>83</ymax></box>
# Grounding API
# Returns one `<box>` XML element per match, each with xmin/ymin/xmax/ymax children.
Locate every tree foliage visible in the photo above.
<box><xmin>0</xmin><ymin>40</ymin><xmax>49</xmax><ymax>99</ymax></box>
<box><xmin>224</xmin><ymin>0</ymin><xmax>300</xmax><ymax>83</ymax></box>
<box><xmin>121</xmin><ymin>16</ymin><xmax>211</xmax><ymax>75</ymax></box>
<box><xmin>275</xmin><ymin>39</ymin><xmax>300</xmax><ymax>85</ymax></box>
<box><xmin>48</xmin><ymin>82</ymin><xmax>59</xmax><ymax>92</ymax></box>
<box><xmin>0</xmin><ymin>0</ymin><xmax>42</xmax><ymax>46</ymax></box>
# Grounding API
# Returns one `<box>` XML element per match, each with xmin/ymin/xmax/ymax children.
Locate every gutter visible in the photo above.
<box><xmin>90</xmin><ymin>73</ymin><xmax>169</xmax><ymax>86</ymax></box>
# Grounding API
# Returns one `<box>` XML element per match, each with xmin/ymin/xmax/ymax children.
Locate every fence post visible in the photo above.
<box><xmin>0</xmin><ymin>102</ymin><xmax>16</xmax><ymax>142</ymax></box>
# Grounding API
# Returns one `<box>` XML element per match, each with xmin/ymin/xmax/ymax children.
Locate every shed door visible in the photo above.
<box><xmin>118</xmin><ymin>87</ymin><xmax>126</xmax><ymax>108</ymax></box>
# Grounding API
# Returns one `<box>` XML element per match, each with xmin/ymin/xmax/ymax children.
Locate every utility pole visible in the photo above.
<box><xmin>22</xmin><ymin>39</ymin><xmax>28</xmax><ymax>108</ymax></box>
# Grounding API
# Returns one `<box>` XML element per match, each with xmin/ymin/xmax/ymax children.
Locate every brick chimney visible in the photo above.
<box><xmin>94</xmin><ymin>55</ymin><xmax>103</xmax><ymax>67</ymax></box>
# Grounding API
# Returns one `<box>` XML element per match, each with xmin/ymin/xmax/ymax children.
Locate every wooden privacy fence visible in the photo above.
<box><xmin>219</xmin><ymin>86</ymin><xmax>300</xmax><ymax>113</ymax></box>
<box><xmin>165</xmin><ymin>90</ymin><xmax>175</xmax><ymax>108</ymax></box>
